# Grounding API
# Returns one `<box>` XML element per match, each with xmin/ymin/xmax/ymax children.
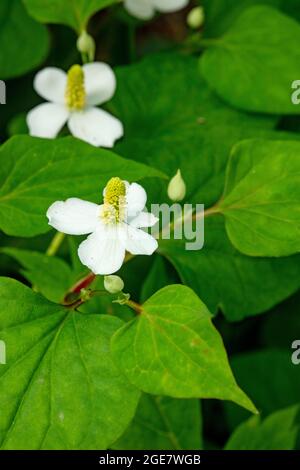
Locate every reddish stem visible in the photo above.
<box><xmin>66</xmin><ymin>272</ymin><xmax>96</xmax><ymax>297</ymax></box>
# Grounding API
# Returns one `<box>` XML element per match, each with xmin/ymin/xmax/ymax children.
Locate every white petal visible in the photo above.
<box><xmin>47</xmin><ymin>198</ymin><xmax>100</xmax><ymax>235</ymax></box>
<box><xmin>27</xmin><ymin>103</ymin><xmax>69</xmax><ymax>139</ymax></box>
<box><xmin>34</xmin><ymin>67</ymin><xmax>67</xmax><ymax>104</ymax></box>
<box><xmin>153</xmin><ymin>0</ymin><xmax>189</xmax><ymax>13</ymax></box>
<box><xmin>78</xmin><ymin>225</ymin><xmax>125</xmax><ymax>275</ymax></box>
<box><xmin>122</xmin><ymin>224</ymin><xmax>158</xmax><ymax>255</ymax></box>
<box><xmin>68</xmin><ymin>107</ymin><xmax>123</xmax><ymax>148</ymax></box>
<box><xmin>83</xmin><ymin>62</ymin><xmax>117</xmax><ymax>106</ymax></box>
<box><xmin>129</xmin><ymin>211</ymin><xmax>158</xmax><ymax>228</ymax></box>
<box><xmin>124</xmin><ymin>0</ymin><xmax>155</xmax><ymax>20</ymax></box>
<box><xmin>126</xmin><ymin>183</ymin><xmax>147</xmax><ymax>218</ymax></box>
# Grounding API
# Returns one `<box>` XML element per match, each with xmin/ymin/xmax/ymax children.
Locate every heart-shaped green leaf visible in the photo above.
<box><xmin>201</xmin><ymin>6</ymin><xmax>300</xmax><ymax>114</ymax></box>
<box><xmin>111</xmin><ymin>285</ymin><xmax>257</xmax><ymax>413</ymax></box>
<box><xmin>0</xmin><ymin>135</ymin><xmax>165</xmax><ymax>237</ymax></box>
<box><xmin>219</xmin><ymin>139</ymin><xmax>300</xmax><ymax>257</ymax></box>
<box><xmin>0</xmin><ymin>277</ymin><xmax>140</xmax><ymax>450</ymax></box>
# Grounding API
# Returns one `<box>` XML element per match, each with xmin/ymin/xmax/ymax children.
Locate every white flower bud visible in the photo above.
<box><xmin>76</xmin><ymin>30</ymin><xmax>96</xmax><ymax>61</ymax></box>
<box><xmin>104</xmin><ymin>275</ymin><xmax>124</xmax><ymax>294</ymax></box>
<box><xmin>187</xmin><ymin>6</ymin><xmax>205</xmax><ymax>30</ymax></box>
<box><xmin>167</xmin><ymin>169</ymin><xmax>186</xmax><ymax>202</ymax></box>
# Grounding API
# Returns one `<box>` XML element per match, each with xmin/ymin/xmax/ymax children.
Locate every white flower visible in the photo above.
<box><xmin>27</xmin><ymin>63</ymin><xmax>123</xmax><ymax>148</ymax></box>
<box><xmin>47</xmin><ymin>178</ymin><xmax>158</xmax><ymax>275</ymax></box>
<box><xmin>124</xmin><ymin>0</ymin><xmax>189</xmax><ymax>20</ymax></box>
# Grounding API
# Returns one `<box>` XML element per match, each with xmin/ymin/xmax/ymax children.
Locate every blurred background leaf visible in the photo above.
<box><xmin>113</xmin><ymin>395</ymin><xmax>203</xmax><ymax>450</ymax></box>
<box><xmin>0</xmin><ymin>0</ymin><xmax>49</xmax><ymax>79</ymax></box>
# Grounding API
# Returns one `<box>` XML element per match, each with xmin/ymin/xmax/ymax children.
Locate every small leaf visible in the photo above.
<box><xmin>0</xmin><ymin>277</ymin><xmax>140</xmax><ymax>449</ymax></box>
<box><xmin>219</xmin><ymin>139</ymin><xmax>300</xmax><ymax>257</ymax></box>
<box><xmin>23</xmin><ymin>0</ymin><xmax>118</xmax><ymax>31</ymax></box>
<box><xmin>225</xmin><ymin>405</ymin><xmax>300</xmax><ymax>450</ymax></box>
<box><xmin>113</xmin><ymin>394</ymin><xmax>202</xmax><ymax>450</ymax></box>
<box><xmin>0</xmin><ymin>0</ymin><xmax>49</xmax><ymax>79</ymax></box>
<box><xmin>201</xmin><ymin>6</ymin><xmax>300</xmax><ymax>114</ymax></box>
<box><xmin>0</xmin><ymin>135</ymin><xmax>165</xmax><ymax>237</ymax></box>
<box><xmin>111</xmin><ymin>285</ymin><xmax>256</xmax><ymax>413</ymax></box>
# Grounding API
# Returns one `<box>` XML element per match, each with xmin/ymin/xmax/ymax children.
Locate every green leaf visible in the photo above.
<box><xmin>202</xmin><ymin>0</ymin><xmax>300</xmax><ymax>38</ymax></box>
<box><xmin>0</xmin><ymin>247</ymin><xmax>74</xmax><ymax>303</ymax></box>
<box><xmin>0</xmin><ymin>277</ymin><xmax>140</xmax><ymax>449</ymax></box>
<box><xmin>113</xmin><ymin>53</ymin><xmax>277</xmax><ymax>207</ymax></box>
<box><xmin>112</xmin><ymin>55</ymin><xmax>300</xmax><ymax>319</ymax></box>
<box><xmin>113</xmin><ymin>394</ymin><xmax>202</xmax><ymax>450</ymax></box>
<box><xmin>224</xmin><ymin>349</ymin><xmax>300</xmax><ymax>431</ymax></box>
<box><xmin>23</xmin><ymin>0</ymin><xmax>118</xmax><ymax>31</ymax></box>
<box><xmin>159</xmin><ymin>217</ymin><xmax>300</xmax><ymax>320</ymax></box>
<box><xmin>111</xmin><ymin>285</ymin><xmax>257</xmax><ymax>413</ymax></box>
<box><xmin>0</xmin><ymin>135</ymin><xmax>165</xmax><ymax>237</ymax></box>
<box><xmin>201</xmin><ymin>6</ymin><xmax>300</xmax><ymax>114</ymax></box>
<box><xmin>219</xmin><ymin>139</ymin><xmax>300</xmax><ymax>257</ymax></box>
<box><xmin>225</xmin><ymin>405</ymin><xmax>300</xmax><ymax>450</ymax></box>
<box><xmin>0</xmin><ymin>0</ymin><xmax>49</xmax><ymax>79</ymax></box>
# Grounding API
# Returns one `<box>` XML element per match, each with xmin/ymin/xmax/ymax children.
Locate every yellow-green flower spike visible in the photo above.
<box><xmin>104</xmin><ymin>177</ymin><xmax>126</xmax><ymax>208</ymax></box>
<box><xmin>103</xmin><ymin>177</ymin><xmax>126</xmax><ymax>223</ymax></box>
<box><xmin>65</xmin><ymin>64</ymin><xmax>86</xmax><ymax>111</ymax></box>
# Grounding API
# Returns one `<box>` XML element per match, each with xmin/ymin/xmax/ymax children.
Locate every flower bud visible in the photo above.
<box><xmin>167</xmin><ymin>169</ymin><xmax>186</xmax><ymax>202</ymax></box>
<box><xmin>76</xmin><ymin>30</ymin><xmax>96</xmax><ymax>62</ymax></box>
<box><xmin>104</xmin><ymin>275</ymin><xmax>124</xmax><ymax>294</ymax></box>
<box><xmin>187</xmin><ymin>6</ymin><xmax>205</xmax><ymax>30</ymax></box>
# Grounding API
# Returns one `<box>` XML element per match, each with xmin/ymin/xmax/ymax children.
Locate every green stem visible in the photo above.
<box><xmin>80</xmin><ymin>51</ymin><xmax>89</xmax><ymax>64</ymax></box>
<box><xmin>46</xmin><ymin>232</ymin><xmax>65</xmax><ymax>257</ymax></box>
<box><xmin>126</xmin><ymin>299</ymin><xmax>143</xmax><ymax>315</ymax></box>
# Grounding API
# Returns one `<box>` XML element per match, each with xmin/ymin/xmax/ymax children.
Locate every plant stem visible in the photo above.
<box><xmin>46</xmin><ymin>232</ymin><xmax>65</xmax><ymax>257</ymax></box>
<box><xmin>126</xmin><ymin>299</ymin><xmax>143</xmax><ymax>315</ymax></box>
<box><xmin>68</xmin><ymin>272</ymin><xmax>96</xmax><ymax>295</ymax></box>
<box><xmin>193</xmin><ymin>204</ymin><xmax>221</xmax><ymax>221</ymax></box>
<box><xmin>80</xmin><ymin>51</ymin><xmax>89</xmax><ymax>64</ymax></box>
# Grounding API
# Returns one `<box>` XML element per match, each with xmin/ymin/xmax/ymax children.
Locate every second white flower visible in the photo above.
<box><xmin>27</xmin><ymin>63</ymin><xmax>123</xmax><ymax>148</ymax></box>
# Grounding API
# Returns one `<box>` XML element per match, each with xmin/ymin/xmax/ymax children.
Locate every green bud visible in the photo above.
<box><xmin>76</xmin><ymin>30</ymin><xmax>96</xmax><ymax>62</ymax></box>
<box><xmin>104</xmin><ymin>275</ymin><xmax>124</xmax><ymax>294</ymax></box>
<box><xmin>167</xmin><ymin>169</ymin><xmax>186</xmax><ymax>202</ymax></box>
<box><xmin>187</xmin><ymin>6</ymin><xmax>205</xmax><ymax>30</ymax></box>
